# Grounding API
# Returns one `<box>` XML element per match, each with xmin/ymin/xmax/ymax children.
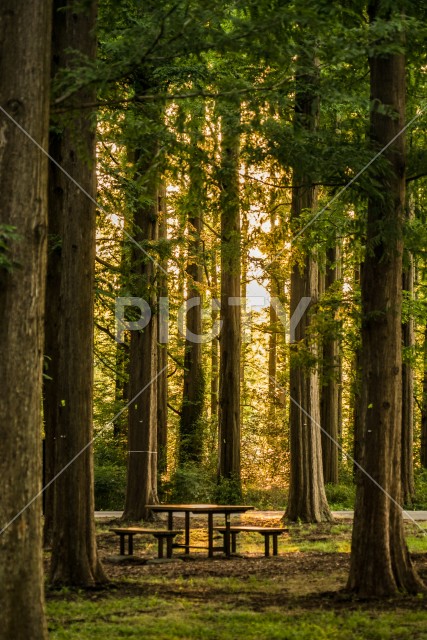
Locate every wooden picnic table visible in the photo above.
<box><xmin>146</xmin><ymin>504</ymin><xmax>255</xmax><ymax>558</ymax></box>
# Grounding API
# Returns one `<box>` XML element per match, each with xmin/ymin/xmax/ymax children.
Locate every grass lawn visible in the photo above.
<box><xmin>46</xmin><ymin>515</ymin><xmax>427</xmax><ymax>639</ymax></box>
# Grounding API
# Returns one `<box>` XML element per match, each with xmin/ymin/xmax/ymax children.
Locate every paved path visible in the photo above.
<box><xmin>95</xmin><ymin>510</ymin><xmax>427</xmax><ymax>521</ymax></box>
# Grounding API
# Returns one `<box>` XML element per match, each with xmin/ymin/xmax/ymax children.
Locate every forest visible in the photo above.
<box><xmin>1</xmin><ymin>0</ymin><xmax>427</xmax><ymax>638</ymax></box>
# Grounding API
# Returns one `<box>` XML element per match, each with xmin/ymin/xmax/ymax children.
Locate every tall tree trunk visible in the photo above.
<box><xmin>321</xmin><ymin>245</ymin><xmax>341</xmax><ymax>484</ymax></box>
<box><xmin>218</xmin><ymin>103</ymin><xmax>241</xmax><ymax>489</ymax></box>
<box><xmin>348</xmin><ymin>2</ymin><xmax>423</xmax><ymax>595</ymax></box>
<box><xmin>48</xmin><ymin>0</ymin><xmax>106</xmax><ymax>586</ymax></box>
<box><xmin>113</xmin><ymin>234</ymin><xmax>130</xmax><ymax>439</ymax></box>
<box><xmin>285</xmin><ymin>54</ymin><xmax>331</xmax><ymax>523</ymax></box>
<box><xmin>0</xmin><ymin>1</ymin><xmax>51</xmax><ymax>635</ymax></box>
<box><xmin>240</xmin><ymin>205</ymin><xmax>249</xmax><ymax>431</ymax></box>
<box><xmin>401</xmin><ymin>199</ymin><xmax>415</xmax><ymax>502</ymax></box>
<box><xmin>122</xmin><ymin>144</ymin><xmax>159</xmax><ymax>521</ymax></box>
<box><xmin>352</xmin><ymin>264</ymin><xmax>363</xmax><ymax>474</ymax></box>
<box><xmin>179</xmin><ymin>131</ymin><xmax>205</xmax><ymax>464</ymax></box>
<box><xmin>157</xmin><ymin>185</ymin><xmax>168</xmax><ymax>476</ymax></box>
<box><xmin>211</xmin><ymin>248</ymin><xmax>220</xmax><ymax>419</ymax></box>
<box><xmin>420</xmin><ymin>325</ymin><xmax>427</xmax><ymax>468</ymax></box>
<box><xmin>268</xmin><ymin>277</ymin><xmax>279</xmax><ymax>398</ymax></box>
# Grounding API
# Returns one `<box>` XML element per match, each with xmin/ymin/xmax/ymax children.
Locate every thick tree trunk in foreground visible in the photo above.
<box><xmin>321</xmin><ymin>245</ymin><xmax>341</xmax><ymax>484</ymax></box>
<box><xmin>218</xmin><ymin>104</ymin><xmax>241</xmax><ymax>489</ymax></box>
<box><xmin>348</xmin><ymin>3</ymin><xmax>423</xmax><ymax>595</ymax></box>
<box><xmin>286</xmin><ymin>55</ymin><xmax>331</xmax><ymax>523</ymax></box>
<box><xmin>48</xmin><ymin>0</ymin><xmax>106</xmax><ymax>586</ymax></box>
<box><xmin>179</xmin><ymin>136</ymin><xmax>205</xmax><ymax>464</ymax></box>
<box><xmin>0</xmin><ymin>1</ymin><xmax>51</xmax><ymax>636</ymax></box>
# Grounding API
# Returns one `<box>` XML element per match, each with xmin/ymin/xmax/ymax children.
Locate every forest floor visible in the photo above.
<box><xmin>46</xmin><ymin>513</ymin><xmax>427</xmax><ymax>639</ymax></box>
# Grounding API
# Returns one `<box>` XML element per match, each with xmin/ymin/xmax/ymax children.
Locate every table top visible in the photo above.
<box><xmin>146</xmin><ymin>504</ymin><xmax>255</xmax><ymax>514</ymax></box>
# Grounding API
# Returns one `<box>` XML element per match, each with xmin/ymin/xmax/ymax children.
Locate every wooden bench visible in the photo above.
<box><xmin>214</xmin><ymin>526</ymin><xmax>288</xmax><ymax>557</ymax></box>
<box><xmin>110</xmin><ymin>528</ymin><xmax>182</xmax><ymax>559</ymax></box>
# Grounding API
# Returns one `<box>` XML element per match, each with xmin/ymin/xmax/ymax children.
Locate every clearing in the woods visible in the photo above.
<box><xmin>46</xmin><ymin>514</ymin><xmax>427</xmax><ymax>640</ymax></box>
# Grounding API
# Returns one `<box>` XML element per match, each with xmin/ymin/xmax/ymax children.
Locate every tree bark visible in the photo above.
<box><xmin>285</xmin><ymin>53</ymin><xmax>331</xmax><ymax>523</ymax></box>
<box><xmin>0</xmin><ymin>2</ymin><xmax>51</xmax><ymax>635</ymax></box>
<box><xmin>48</xmin><ymin>0</ymin><xmax>106</xmax><ymax>586</ymax></box>
<box><xmin>420</xmin><ymin>326</ymin><xmax>427</xmax><ymax>468</ymax></box>
<box><xmin>218</xmin><ymin>103</ymin><xmax>241</xmax><ymax>488</ymax></box>
<box><xmin>122</xmin><ymin>146</ymin><xmax>159</xmax><ymax>521</ymax></box>
<box><xmin>401</xmin><ymin>199</ymin><xmax>415</xmax><ymax>502</ymax></box>
<box><xmin>352</xmin><ymin>264</ymin><xmax>363</xmax><ymax>475</ymax></box>
<box><xmin>211</xmin><ymin>249</ymin><xmax>220</xmax><ymax>420</ymax></box>
<box><xmin>157</xmin><ymin>185</ymin><xmax>168</xmax><ymax>476</ymax></box>
<box><xmin>348</xmin><ymin>2</ymin><xmax>423</xmax><ymax>595</ymax></box>
<box><xmin>179</xmin><ymin>129</ymin><xmax>205</xmax><ymax>464</ymax></box>
<box><xmin>321</xmin><ymin>245</ymin><xmax>341</xmax><ymax>484</ymax></box>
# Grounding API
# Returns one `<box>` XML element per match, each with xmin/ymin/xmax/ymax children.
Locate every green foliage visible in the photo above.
<box><xmin>94</xmin><ymin>464</ymin><xmax>126</xmax><ymax>511</ymax></box>
<box><xmin>162</xmin><ymin>463</ymin><xmax>216</xmax><ymax>504</ymax></box>
<box><xmin>411</xmin><ymin>469</ymin><xmax>427</xmax><ymax>510</ymax></box>
<box><xmin>324</xmin><ymin>482</ymin><xmax>356</xmax><ymax>510</ymax></box>
<box><xmin>243</xmin><ymin>485</ymin><xmax>287</xmax><ymax>510</ymax></box>
<box><xmin>214</xmin><ymin>475</ymin><xmax>242</xmax><ymax>505</ymax></box>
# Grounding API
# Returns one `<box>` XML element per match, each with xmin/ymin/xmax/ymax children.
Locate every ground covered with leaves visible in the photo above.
<box><xmin>46</xmin><ymin>514</ymin><xmax>427</xmax><ymax>639</ymax></box>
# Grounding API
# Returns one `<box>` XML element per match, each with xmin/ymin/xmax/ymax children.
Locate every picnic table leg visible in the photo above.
<box><xmin>157</xmin><ymin>536</ymin><xmax>164</xmax><ymax>559</ymax></box>
<box><xmin>224</xmin><ymin>513</ymin><xmax>231</xmax><ymax>558</ymax></box>
<box><xmin>231</xmin><ymin>532</ymin><xmax>237</xmax><ymax>553</ymax></box>
<box><xmin>208</xmin><ymin>512</ymin><xmax>214</xmax><ymax>558</ymax></box>
<box><xmin>168</xmin><ymin>511</ymin><xmax>173</xmax><ymax>530</ymax></box>
<box><xmin>128</xmin><ymin>534</ymin><xmax>134</xmax><ymax>556</ymax></box>
<box><xmin>166</xmin><ymin>536</ymin><xmax>173</xmax><ymax>558</ymax></box>
<box><xmin>272</xmin><ymin>534</ymin><xmax>278</xmax><ymax>556</ymax></box>
<box><xmin>185</xmin><ymin>511</ymin><xmax>190</xmax><ymax>554</ymax></box>
<box><xmin>264</xmin><ymin>534</ymin><xmax>271</xmax><ymax>557</ymax></box>
<box><xmin>119</xmin><ymin>534</ymin><xmax>125</xmax><ymax>556</ymax></box>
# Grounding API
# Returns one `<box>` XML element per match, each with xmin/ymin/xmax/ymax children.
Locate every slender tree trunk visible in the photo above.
<box><xmin>179</xmin><ymin>132</ymin><xmax>205</xmax><ymax>464</ymax></box>
<box><xmin>211</xmin><ymin>249</ymin><xmax>220</xmax><ymax>419</ymax></box>
<box><xmin>122</xmin><ymin>147</ymin><xmax>159</xmax><ymax>521</ymax></box>
<box><xmin>114</xmin><ymin>338</ymin><xmax>129</xmax><ymax>438</ymax></box>
<box><xmin>285</xmin><ymin>54</ymin><xmax>331</xmax><ymax>523</ymax></box>
<box><xmin>321</xmin><ymin>245</ymin><xmax>341</xmax><ymax>484</ymax></box>
<box><xmin>240</xmin><ymin>206</ymin><xmax>249</xmax><ymax>431</ymax></box>
<box><xmin>420</xmin><ymin>326</ymin><xmax>427</xmax><ymax>468</ymax></box>
<box><xmin>268</xmin><ymin>292</ymin><xmax>278</xmax><ymax>396</ymax></box>
<box><xmin>157</xmin><ymin>185</ymin><xmax>168</xmax><ymax>476</ymax></box>
<box><xmin>0</xmin><ymin>2</ymin><xmax>51</xmax><ymax>635</ymax></box>
<box><xmin>352</xmin><ymin>264</ymin><xmax>363</xmax><ymax>474</ymax></box>
<box><xmin>48</xmin><ymin>0</ymin><xmax>106</xmax><ymax>586</ymax></box>
<box><xmin>348</xmin><ymin>3</ymin><xmax>423</xmax><ymax>595</ymax></box>
<box><xmin>401</xmin><ymin>199</ymin><xmax>415</xmax><ymax>502</ymax></box>
<box><xmin>218</xmin><ymin>103</ymin><xmax>241</xmax><ymax>488</ymax></box>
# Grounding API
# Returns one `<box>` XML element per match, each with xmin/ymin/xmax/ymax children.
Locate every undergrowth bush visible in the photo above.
<box><xmin>162</xmin><ymin>463</ymin><xmax>216</xmax><ymax>503</ymax></box>
<box><xmin>324</xmin><ymin>481</ymin><xmax>356</xmax><ymax>510</ymax></box>
<box><xmin>411</xmin><ymin>469</ymin><xmax>427</xmax><ymax>509</ymax></box>
<box><xmin>94</xmin><ymin>464</ymin><xmax>126</xmax><ymax>510</ymax></box>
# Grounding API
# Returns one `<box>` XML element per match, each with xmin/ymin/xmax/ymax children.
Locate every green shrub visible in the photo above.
<box><xmin>162</xmin><ymin>463</ymin><xmax>216</xmax><ymax>504</ymax></box>
<box><xmin>412</xmin><ymin>469</ymin><xmax>427</xmax><ymax>510</ymax></box>
<box><xmin>243</xmin><ymin>485</ymin><xmax>287</xmax><ymax>510</ymax></box>
<box><xmin>214</xmin><ymin>475</ymin><xmax>242</xmax><ymax>505</ymax></box>
<box><xmin>324</xmin><ymin>481</ymin><xmax>355</xmax><ymax>510</ymax></box>
<box><xmin>94</xmin><ymin>464</ymin><xmax>126</xmax><ymax>510</ymax></box>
